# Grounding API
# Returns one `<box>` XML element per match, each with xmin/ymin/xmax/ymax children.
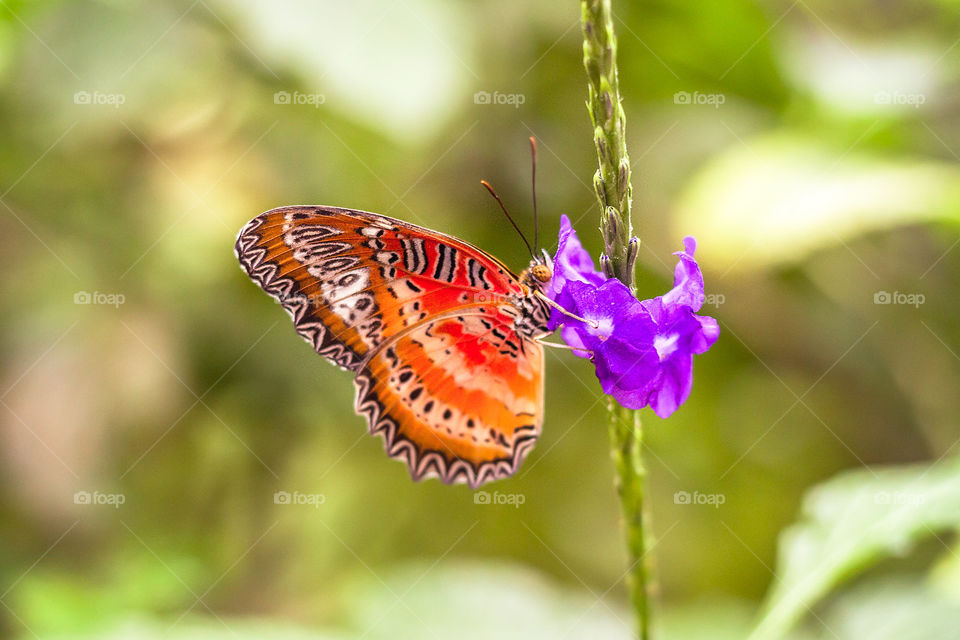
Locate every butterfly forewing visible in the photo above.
<box><xmin>235</xmin><ymin>206</ymin><xmax>545</xmax><ymax>487</ymax></box>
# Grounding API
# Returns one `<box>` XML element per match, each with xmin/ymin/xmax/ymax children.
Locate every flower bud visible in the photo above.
<box><xmin>603</xmin><ymin>206</ymin><xmax>621</xmax><ymax>246</ymax></box>
<box><xmin>593</xmin><ymin>171</ymin><xmax>606</xmax><ymax>204</ymax></box>
<box><xmin>603</xmin><ymin>92</ymin><xmax>614</xmax><ymax>121</ymax></box>
<box><xmin>618</xmin><ymin>159</ymin><xmax>630</xmax><ymax>204</ymax></box>
<box><xmin>626</xmin><ymin>236</ymin><xmax>640</xmax><ymax>273</ymax></box>
<box><xmin>595</xmin><ymin>127</ymin><xmax>607</xmax><ymax>160</ymax></box>
<box><xmin>600</xmin><ymin>253</ymin><xmax>615</xmax><ymax>279</ymax></box>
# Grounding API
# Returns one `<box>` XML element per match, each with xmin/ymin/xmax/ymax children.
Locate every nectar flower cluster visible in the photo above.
<box><xmin>545</xmin><ymin>215</ymin><xmax>719</xmax><ymax>418</ymax></box>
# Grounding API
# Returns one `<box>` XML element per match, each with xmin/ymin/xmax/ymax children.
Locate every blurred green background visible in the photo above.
<box><xmin>1</xmin><ymin>0</ymin><xmax>959</xmax><ymax>638</ymax></box>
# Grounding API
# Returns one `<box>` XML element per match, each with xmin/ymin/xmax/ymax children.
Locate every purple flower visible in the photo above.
<box><xmin>545</xmin><ymin>215</ymin><xmax>606</xmax><ymax>332</ymax></box>
<box><xmin>545</xmin><ymin>220</ymin><xmax>719</xmax><ymax>418</ymax></box>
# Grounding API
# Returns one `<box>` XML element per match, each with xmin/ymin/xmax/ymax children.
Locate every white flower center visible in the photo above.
<box><xmin>585</xmin><ymin>314</ymin><xmax>613</xmax><ymax>340</ymax></box>
<box><xmin>654</xmin><ymin>332</ymin><xmax>679</xmax><ymax>361</ymax></box>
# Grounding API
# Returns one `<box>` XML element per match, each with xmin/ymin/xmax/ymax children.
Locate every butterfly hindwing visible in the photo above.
<box><xmin>357</xmin><ymin>310</ymin><xmax>544</xmax><ymax>487</ymax></box>
<box><xmin>235</xmin><ymin>206</ymin><xmax>545</xmax><ymax>487</ymax></box>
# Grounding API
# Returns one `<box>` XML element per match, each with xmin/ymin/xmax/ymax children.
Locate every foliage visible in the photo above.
<box><xmin>1</xmin><ymin>0</ymin><xmax>958</xmax><ymax>638</ymax></box>
<box><xmin>751</xmin><ymin>457</ymin><xmax>960</xmax><ymax>639</ymax></box>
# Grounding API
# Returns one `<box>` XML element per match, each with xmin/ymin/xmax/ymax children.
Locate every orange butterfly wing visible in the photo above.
<box><xmin>235</xmin><ymin>206</ymin><xmax>545</xmax><ymax>487</ymax></box>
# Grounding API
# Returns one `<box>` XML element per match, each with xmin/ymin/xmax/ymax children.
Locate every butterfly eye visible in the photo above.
<box><xmin>531</xmin><ymin>264</ymin><xmax>552</xmax><ymax>283</ymax></box>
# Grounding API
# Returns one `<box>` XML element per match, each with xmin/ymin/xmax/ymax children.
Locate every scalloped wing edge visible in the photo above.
<box><xmin>353</xmin><ymin>371</ymin><xmax>539</xmax><ymax>489</ymax></box>
<box><xmin>235</xmin><ymin>211</ymin><xmax>362</xmax><ymax>372</ymax></box>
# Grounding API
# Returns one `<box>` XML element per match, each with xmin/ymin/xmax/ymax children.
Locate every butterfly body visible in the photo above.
<box><xmin>235</xmin><ymin>206</ymin><xmax>553</xmax><ymax>488</ymax></box>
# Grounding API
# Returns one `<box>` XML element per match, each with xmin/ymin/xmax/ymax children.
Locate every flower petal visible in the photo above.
<box><xmin>661</xmin><ymin>235</ymin><xmax>705</xmax><ymax>312</ymax></box>
<box><xmin>649</xmin><ymin>353</ymin><xmax>694</xmax><ymax>418</ymax></box>
<box><xmin>548</xmin><ymin>214</ymin><xmax>606</xmax><ymax>299</ymax></box>
<box><xmin>560</xmin><ymin>325</ymin><xmax>592</xmax><ymax>359</ymax></box>
<box><xmin>690</xmin><ymin>315</ymin><xmax>720</xmax><ymax>354</ymax></box>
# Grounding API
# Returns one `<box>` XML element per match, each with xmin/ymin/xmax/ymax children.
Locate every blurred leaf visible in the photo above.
<box><xmin>35</xmin><ymin>618</ymin><xmax>345</xmax><ymax>640</ymax></box>
<box><xmin>675</xmin><ymin>134</ymin><xmax>960</xmax><ymax>270</ymax></box>
<box><xmin>780</xmin><ymin>33</ymin><xmax>942</xmax><ymax>118</ymax></box>
<box><xmin>14</xmin><ymin>552</ymin><xmax>202</xmax><ymax>636</ymax></box>
<box><xmin>218</xmin><ymin>0</ymin><xmax>473</xmax><ymax>142</ymax></box>
<box><xmin>749</xmin><ymin>457</ymin><xmax>960</xmax><ymax>639</ymax></box>
<box><xmin>929</xmin><ymin>537</ymin><xmax>960</xmax><ymax>600</ymax></box>
<box><xmin>820</xmin><ymin>576</ymin><xmax>960</xmax><ymax>640</ymax></box>
<box><xmin>342</xmin><ymin>561</ymin><xmax>631</xmax><ymax>640</ymax></box>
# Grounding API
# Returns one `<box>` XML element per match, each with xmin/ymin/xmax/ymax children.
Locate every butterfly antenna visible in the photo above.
<box><xmin>480</xmin><ymin>180</ymin><xmax>535</xmax><ymax>258</ymax></box>
<box><xmin>529</xmin><ymin>136</ymin><xmax>539</xmax><ymax>253</ymax></box>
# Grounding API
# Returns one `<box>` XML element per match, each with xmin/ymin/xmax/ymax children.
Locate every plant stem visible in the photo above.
<box><xmin>581</xmin><ymin>0</ymin><xmax>638</xmax><ymax>286</ymax></box>
<box><xmin>609</xmin><ymin>403</ymin><xmax>650</xmax><ymax>638</ymax></box>
<box><xmin>581</xmin><ymin>1</ymin><xmax>650</xmax><ymax>638</ymax></box>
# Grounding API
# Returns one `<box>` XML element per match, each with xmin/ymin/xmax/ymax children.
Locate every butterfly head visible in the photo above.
<box><xmin>530</xmin><ymin>264</ymin><xmax>552</xmax><ymax>284</ymax></box>
<box><xmin>520</xmin><ymin>249</ymin><xmax>554</xmax><ymax>291</ymax></box>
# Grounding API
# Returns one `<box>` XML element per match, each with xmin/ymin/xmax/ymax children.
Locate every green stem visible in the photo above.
<box><xmin>581</xmin><ymin>0</ymin><xmax>638</xmax><ymax>286</ymax></box>
<box><xmin>581</xmin><ymin>1</ymin><xmax>650</xmax><ymax>638</ymax></box>
<box><xmin>609</xmin><ymin>403</ymin><xmax>650</xmax><ymax>638</ymax></box>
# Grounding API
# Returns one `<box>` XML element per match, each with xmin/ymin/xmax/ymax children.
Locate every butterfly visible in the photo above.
<box><xmin>235</xmin><ymin>196</ymin><xmax>557</xmax><ymax>488</ymax></box>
